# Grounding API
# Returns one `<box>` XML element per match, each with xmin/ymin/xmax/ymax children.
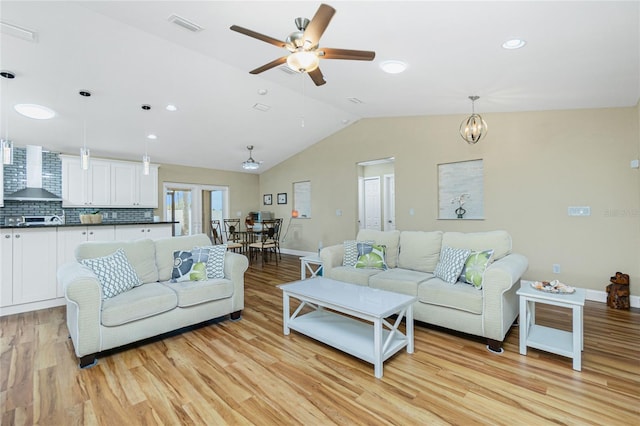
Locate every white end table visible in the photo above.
<box><xmin>517</xmin><ymin>281</ymin><xmax>586</xmax><ymax>371</ymax></box>
<box><xmin>300</xmin><ymin>255</ymin><xmax>323</xmax><ymax>280</ymax></box>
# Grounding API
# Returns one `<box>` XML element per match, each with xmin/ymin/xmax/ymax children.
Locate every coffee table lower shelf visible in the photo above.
<box><xmin>288</xmin><ymin>310</ymin><xmax>408</xmax><ymax>365</ymax></box>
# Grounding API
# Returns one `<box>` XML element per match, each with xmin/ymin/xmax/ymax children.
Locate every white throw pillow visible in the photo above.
<box><xmin>81</xmin><ymin>248</ymin><xmax>142</xmax><ymax>299</ymax></box>
<box><xmin>434</xmin><ymin>246</ymin><xmax>472</xmax><ymax>284</ymax></box>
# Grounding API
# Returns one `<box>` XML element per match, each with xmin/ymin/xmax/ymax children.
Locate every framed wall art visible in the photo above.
<box><xmin>263</xmin><ymin>194</ymin><xmax>272</xmax><ymax>205</ymax></box>
<box><xmin>438</xmin><ymin>159</ymin><xmax>484</xmax><ymax>220</ymax></box>
<box><xmin>277</xmin><ymin>193</ymin><xmax>287</xmax><ymax>204</ymax></box>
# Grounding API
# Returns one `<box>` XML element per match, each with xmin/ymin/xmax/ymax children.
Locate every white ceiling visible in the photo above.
<box><xmin>1</xmin><ymin>1</ymin><xmax>638</xmax><ymax>173</ymax></box>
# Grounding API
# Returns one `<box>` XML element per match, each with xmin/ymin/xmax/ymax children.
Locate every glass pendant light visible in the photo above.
<box><xmin>79</xmin><ymin>90</ymin><xmax>91</xmax><ymax>170</ymax></box>
<box><xmin>141</xmin><ymin>104</ymin><xmax>152</xmax><ymax>175</ymax></box>
<box><xmin>1</xmin><ymin>70</ymin><xmax>16</xmax><ymax>165</ymax></box>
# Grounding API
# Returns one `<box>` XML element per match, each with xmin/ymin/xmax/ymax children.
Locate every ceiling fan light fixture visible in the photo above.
<box><xmin>242</xmin><ymin>145</ymin><xmax>260</xmax><ymax>170</ymax></box>
<box><xmin>286</xmin><ymin>50</ymin><xmax>320</xmax><ymax>73</ymax></box>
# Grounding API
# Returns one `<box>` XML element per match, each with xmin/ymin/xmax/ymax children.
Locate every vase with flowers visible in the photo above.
<box><xmin>451</xmin><ymin>193</ymin><xmax>470</xmax><ymax>218</ymax></box>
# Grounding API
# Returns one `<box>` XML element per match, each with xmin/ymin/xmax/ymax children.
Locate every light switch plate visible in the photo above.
<box><xmin>568</xmin><ymin>206</ymin><xmax>590</xmax><ymax>216</ymax></box>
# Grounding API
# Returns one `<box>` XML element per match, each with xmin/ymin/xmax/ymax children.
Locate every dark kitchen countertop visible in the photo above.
<box><xmin>0</xmin><ymin>221</ymin><xmax>177</xmax><ymax>229</ymax></box>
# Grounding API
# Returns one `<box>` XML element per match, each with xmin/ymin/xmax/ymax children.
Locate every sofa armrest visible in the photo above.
<box><xmin>320</xmin><ymin>244</ymin><xmax>344</xmax><ymax>277</ymax></box>
<box><xmin>482</xmin><ymin>253</ymin><xmax>529</xmax><ymax>341</ymax></box>
<box><xmin>57</xmin><ymin>262</ymin><xmax>103</xmax><ymax>358</ymax></box>
<box><xmin>223</xmin><ymin>252</ymin><xmax>249</xmax><ymax>312</ymax></box>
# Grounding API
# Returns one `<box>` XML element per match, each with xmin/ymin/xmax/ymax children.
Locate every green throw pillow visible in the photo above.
<box><xmin>355</xmin><ymin>243</ymin><xmax>387</xmax><ymax>270</ymax></box>
<box><xmin>461</xmin><ymin>249</ymin><xmax>494</xmax><ymax>289</ymax></box>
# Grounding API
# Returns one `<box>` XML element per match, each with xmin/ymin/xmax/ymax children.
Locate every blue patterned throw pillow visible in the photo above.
<box><xmin>172</xmin><ymin>249</ymin><xmax>208</xmax><ymax>282</ymax></box>
<box><xmin>81</xmin><ymin>248</ymin><xmax>141</xmax><ymax>299</ymax></box>
<box><xmin>434</xmin><ymin>246</ymin><xmax>472</xmax><ymax>284</ymax></box>
<box><xmin>198</xmin><ymin>245</ymin><xmax>227</xmax><ymax>279</ymax></box>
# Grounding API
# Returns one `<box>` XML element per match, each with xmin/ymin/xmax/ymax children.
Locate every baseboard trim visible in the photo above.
<box><xmin>0</xmin><ymin>297</ymin><xmax>66</xmax><ymax>317</ymax></box>
<box><xmin>280</xmin><ymin>248</ymin><xmax>316</xmax><ymax>257</ymax></box>
<box><xmin>586</xmin><ymin>289</ymin><xmax>639</xmax><ymax>308</ymax></box>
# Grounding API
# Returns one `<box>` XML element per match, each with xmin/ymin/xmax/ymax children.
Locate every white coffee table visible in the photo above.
<box><xmin>517</xmin><ymin>281</ymin><xmax>586</xmax><ymax>371</ymax></box>
<box><xmin>279</xmin><ymin>277</ymin><xmax>417</xmax><ymax>378</ymax></box>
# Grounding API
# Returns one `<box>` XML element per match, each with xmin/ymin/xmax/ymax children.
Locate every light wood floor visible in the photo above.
<box><xmin>1</xmin><ymin>254</ymin><xmax>639</xmax><ymax>425</ymax></box>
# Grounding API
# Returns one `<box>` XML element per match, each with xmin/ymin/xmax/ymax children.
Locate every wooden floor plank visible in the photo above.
<box><xmin>1</xmin><ymin>254</ymin><xmax>639</xmax><ymax>425</ymax></box>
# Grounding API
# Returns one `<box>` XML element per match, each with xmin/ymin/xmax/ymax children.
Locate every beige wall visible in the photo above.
<box><xmin>260</xmin><ymin>106</ymin><xmax>640</xmax><ymax>296</ymax></box>
<box><xmin>157</xmin><ymin>164</ymin><xmax>259</xmax><ymax>223</ymax></box>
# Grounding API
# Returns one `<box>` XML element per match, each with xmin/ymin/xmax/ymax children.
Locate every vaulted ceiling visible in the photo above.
<box><xmin>1</xmin><ymin>1</ymin><xmax>638</xmax><ymax>172</ymax></box>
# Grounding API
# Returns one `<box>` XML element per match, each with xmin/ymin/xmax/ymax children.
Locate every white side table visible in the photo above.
<box><xmin>517</xmin><ymin>281</ymin><xmax>586</xmax><ymax>371</ymax></box>
<box><xmin>300</xmin><ymin>255</ymin><xmax>323</xmax><ymax>280</ymax></box>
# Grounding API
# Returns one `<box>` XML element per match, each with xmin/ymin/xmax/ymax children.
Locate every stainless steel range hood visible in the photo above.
<box><xmin>4</xmin><ymin>145</ymin><xmax>62</xmax><ymax>202</ymax></box>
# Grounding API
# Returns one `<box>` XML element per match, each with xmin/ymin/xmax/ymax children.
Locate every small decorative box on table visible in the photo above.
<box><xmin>517</xmin><ymin>281</ymin><xmax>586</xmax><ymax>371</ymax></box>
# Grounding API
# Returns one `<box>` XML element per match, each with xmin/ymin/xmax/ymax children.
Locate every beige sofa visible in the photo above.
<box><xmin>320</xmin><ymin>230</ymin><xmax>528</xmax><ymax>352</ymax></box>
<box><xmin>57</xmin><ymin>234</ymin><xmax>248</xmax><ymax>367</ymax></box>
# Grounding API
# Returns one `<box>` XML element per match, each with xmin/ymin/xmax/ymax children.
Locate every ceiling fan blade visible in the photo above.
<box><xmin>320</xmin><ymin>48</ymin><xmax>376</xmax><ymax>61</ymax></box>
<box><xmin>308</xmin><ymin>67</ymin><xmax>326</xmax><ymax>86</ymax></box>
<box><xmin>230</xmin><ymin>25</ymin><xmax>286</xmax><ymax>49</ymax></box>
<box><xmin>303</xmin><ymin>4</ymin><xmax>336</xmax><ymax>47</ymax></box>
<box><xmin>250</xmin><ymin>56</ymin><xmax>288</xmax><ymax>74</ymax></box>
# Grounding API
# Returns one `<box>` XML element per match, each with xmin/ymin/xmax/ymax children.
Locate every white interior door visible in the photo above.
<box><xmin>384</xmin><ymin>174</ymin><xmax>396</xmax><ymax>231</ymax></box>
<box><xmin>363</xmin><ymin>177</ymin><xmax>381</xmax><ymax>230</ymax></box>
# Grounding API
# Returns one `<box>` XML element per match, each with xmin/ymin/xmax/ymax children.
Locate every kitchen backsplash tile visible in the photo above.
<box><xmin>2</xmin><ymin>147</ymin><xmax>154</xmax><ymax>223</ymax></box>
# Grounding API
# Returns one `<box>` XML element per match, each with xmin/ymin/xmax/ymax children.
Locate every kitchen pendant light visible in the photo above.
<box><xmin>1</xmin><ymin>70</ymin><xmax>16</xmax><ymax>165</ymax></box>
<box><xmin>242</xmin><ymin>145</ymin><xmax>260</xmax><ymax>170</ymax></box>
<box><xmin>79</xmin><ymin>90</ymin><xmax>91</xmax><ymax>170</ymax></box>
<box><xmin>141</xmin><ymin>104</ymin><xmax>152</xmax><ymax>175</ymax></box>
<box><xmin>460</xmin><ymin>95</ymin><xmax>488</xmax><ymax>144</ymax></box>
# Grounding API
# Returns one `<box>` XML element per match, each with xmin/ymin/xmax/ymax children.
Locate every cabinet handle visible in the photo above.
<box><xmin>82</xmin><ymin>231</ymin><xmax>87</xmax><ymax>235</ymax></box>
<box><xmin>141</xmin><ymin>229</ymin><xmax>145</xmax><ymax>233</ymax></box>
<box><xmin>89</xmin><ymin>232</ymin><xmax>94</xmax><ymax>235</ymax></box>
<box><xmin>15</xmin><ymin>234</ymin><xmax>20</xmax><ymax>239</ymax></box>
<box><xmin>4</xmin><ymin>234</ymin><xmax>10</xmax><ymax>239</ymax></box>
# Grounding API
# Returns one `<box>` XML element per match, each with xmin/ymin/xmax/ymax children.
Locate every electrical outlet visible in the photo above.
<box><xmin>553</xmin><ymin>264</ymin><xmax>561</xmax><ymax>274</ymax></box>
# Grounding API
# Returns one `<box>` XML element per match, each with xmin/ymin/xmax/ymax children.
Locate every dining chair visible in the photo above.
<box><xmin>210</xmin><ymin>219</ymin><xmax>223</xmax><ymax>245</ymax></box>
<box><xmin>223</xmin><ymin>219</ymin><xmax>243</xmax><ymax>253</ymax></box>
<box><xmin>248</xmin><ymin>220</ymin><xmax>278</xmax><ymax>266</ymax></box>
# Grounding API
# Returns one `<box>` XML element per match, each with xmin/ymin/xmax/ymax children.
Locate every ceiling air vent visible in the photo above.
<box><xmin>168</xmin><ymin>14</ymin><xmax>203</xmax><ymax>33</ymax></box>
<box><xmin>1</xmin><ymin>21</ymin><xmax>37</xmax><ymax>42</ymax></box>
<box><xmin>253</xmin><ymin>103</ymin><xmax>270</xmax><ymax>112</ymax></box>
<box><xmin>347</xmin><ymin>97</ymin><xmax>364</xmax><ymax>104</ymax></box>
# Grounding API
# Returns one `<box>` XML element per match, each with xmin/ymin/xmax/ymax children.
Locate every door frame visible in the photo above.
<box><xmin>163</xmin><ymin>182</ymin><xmax>230</xmax><ymax>235</ymax></box>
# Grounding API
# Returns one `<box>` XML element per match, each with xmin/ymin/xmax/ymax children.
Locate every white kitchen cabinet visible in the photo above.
<box><xmin>114</xmin><ymin>223</ymin><xmax>172</xmax><ymax>241</ymax></box>
<box><xmin>61</xmin><ymin>155</ymin><xmax>111</xmax><ymax>207</ymax></box>
<box><xmin>0</xmin><ymin>228</ymin><xmax>57</xmax><ymax>307</ymax></box>
<box><xmin>56</xmin><ymin>225</ymin><xmax>115</xmax><ymax>297</ymax></box>
<box><xmin>110</xmin><ymin>161</ymin><xmax>158</xmax><ymax>208</ymax></box>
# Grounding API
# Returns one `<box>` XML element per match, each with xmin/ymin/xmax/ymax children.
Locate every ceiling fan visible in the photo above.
<box><xmin>230</xmin><ymin>3</ymin><xmax>375</xmax><ymax>86</ymax></box>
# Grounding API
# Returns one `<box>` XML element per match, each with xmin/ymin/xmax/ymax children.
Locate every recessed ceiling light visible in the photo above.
<box><xmin>380</xmin><ymin>60</ymin><xmax>407</xmax><ymax>74</ymax></box>
<box><xmin>165</xmin><ymin>104</ymin><xmax>177</xmax><ymax>111</ymax></box>
<box><xmin>147</xmin><ymin>134</ymin><xmax>158</xmax><ymax>140</ymax></box>
<box><xmin>257</xmin><ymin>88</ymin><xmax>268</xmax><ymax>95</ymax></box>
<box><xmin>502</xmin><ymin>39</ymin><xmax>526</xmax><ymax>50</ymax></box>
<box><xmin>14</xmin><ymin>103</ymin><xmax>55</xmax><ymax>120</ymax></box>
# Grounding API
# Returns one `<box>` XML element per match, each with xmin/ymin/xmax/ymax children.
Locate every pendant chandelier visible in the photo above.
<box><xmin>459</xmin><ymin>95</ymin><xmax>488</xmax><ymax>144</ymax></box>
<box><xmin>141</xmin><ymin>104</ymin><xmax>152</xmax><ymax>175</ymax></box>
<box><xmin>242</xmin><ymin>145</ymin><xmax>260</xmax><ymax>170</ymax></box>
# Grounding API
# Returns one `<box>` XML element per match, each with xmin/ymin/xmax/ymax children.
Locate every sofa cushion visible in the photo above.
<box><xmin>81</xmin><ymin>248</ymin><xmax>142</xmax><ymax>299</ymax></box>
<box><xmin>76</xmin><ymin>238</ymin><xmax>158</xmax><ymax>284</ymax></box>
<box><xmin>355</xmin><ymin>243</ymin><xmax>388</xmax><ymax>270</ymax></box>
<box><xmin>101</xmin><ymin>282</ymin><xmax>178</xmax><ymax>326</ymax></box>
<box><xmin>172</xmin><ymin>249</ymin><xmax>209</xmax><ymax>282</ymax></box>
<box><xmin>418</xmin><ymin>278</ymin><xmax>483</xmax><ymax>314</ymax></box>
<box><xmin>155</xmin><ymin>234</ymin><xmax>213</xmax><ymax>282</ymax></box>
<box><xmin>397</xmin><ymin>231</ymin><xmax>443</xmax><ymax>272</ymax></box>
<box><xmin>202</xmin><ymin>245</ymin><xmax>227</xmax><ymax>279</ymax></box>
<box><xmin>327</xmin><ymin>266</ymin><xmax>382</xmax><ymax>286</ymax></box>
<box><xmin>442</xmin><ymin>230</ymin><xmax>512</xmax><ymax>261</ymax></box>
<box><xmin>369</xmin><ymin>268</ymin><xmax>433</xmax><ymax>296</ymax></box>
<box><xmin>357</xmin><ymin>230</ymin><xmax>401</xmax><ymax>268</ymax></box>
<box><xmin>461</xmin><ymin>249</ymin><xmax>494</xmax><ymax>289</ymax></box>
<box><xmin>163</xmin><ymin>279</ymin><xmax>234</xmax><ymax>307</ymax></box>
<box><xmin>434</xmin><ymin>247</ymin><xmax>472</xmax><ymax>283</ymax></box>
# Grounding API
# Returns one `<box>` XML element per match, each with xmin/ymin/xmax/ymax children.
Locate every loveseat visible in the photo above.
<box><xmin>320</xmin><ymin>229</ymin><xmax>528</xmax><ymax>352</ymax></box>
<box><xmin>57</xmin><ymin>234</ymin><xmax>248</xmax><ymax>367</ymax></box>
